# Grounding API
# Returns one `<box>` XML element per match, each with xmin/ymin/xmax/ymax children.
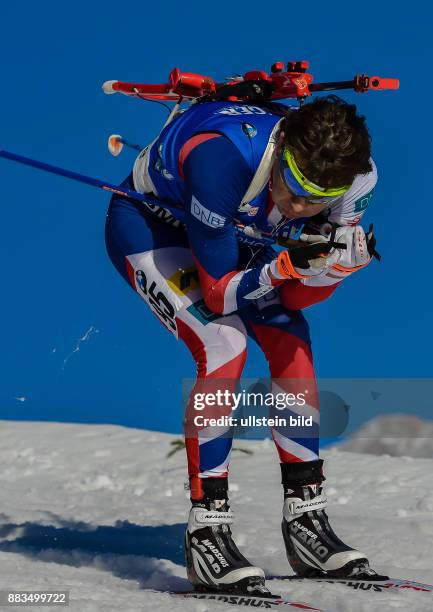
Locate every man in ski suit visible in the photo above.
<box><xmin>105</xmin><ymin>95</ymin><xmax>378</xmax><ymax>592</ymax></box>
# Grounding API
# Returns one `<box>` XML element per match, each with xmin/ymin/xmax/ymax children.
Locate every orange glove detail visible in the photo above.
<box><xmin>275</xmin><ymin>251</ymin><xmax>309</xmax><ymax>280</ymax></box>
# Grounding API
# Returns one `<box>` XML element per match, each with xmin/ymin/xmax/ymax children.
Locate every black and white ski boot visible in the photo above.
<box><xmin>281</xmin><ymin>459</ymin><xmax>382</xmax><ymax>579</ymax></box>
<box><xmin>185</xmin><ymin>477</ymin><xmax>267</xmax><ymax>593</ymax></box>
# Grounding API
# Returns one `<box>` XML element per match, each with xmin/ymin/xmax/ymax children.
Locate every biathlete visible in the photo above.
<box><xmin>105</xmin><ymin>95</ymin><xmax>379</xmax><ymax>593</ymax></box>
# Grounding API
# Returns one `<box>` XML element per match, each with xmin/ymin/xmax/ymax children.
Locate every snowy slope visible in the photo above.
<box><xmin>0</xmin><ymin>421</ymin><xmax>432</xmax><ymax>612</ymax></box>
<box><xmin>338</xmin><ymin>414</ymin><xmax>433</xmax><ymax>458</ymax></box>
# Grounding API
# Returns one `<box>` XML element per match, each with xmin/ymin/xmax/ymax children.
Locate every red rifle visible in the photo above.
<box><xmin>102</xmin><ymin>60</ymin><xmax>399</xmax><ymax>103</ymax></box>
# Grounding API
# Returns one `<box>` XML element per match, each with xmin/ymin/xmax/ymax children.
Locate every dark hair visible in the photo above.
<box><xmin>283</xmin><ymin>95</ymin><xmax>372</xmax><ymax>188</ymax></box>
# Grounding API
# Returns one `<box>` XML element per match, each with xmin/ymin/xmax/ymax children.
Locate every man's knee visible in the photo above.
<box><xmin>258</xmin><ymin>307</ymin><xmax>311</xmax><ymax>346</ymax></box>
<box><xmin>179</xmin><ymin>315</ymin><xmax>248</xmax><ymax>377</ymax></box>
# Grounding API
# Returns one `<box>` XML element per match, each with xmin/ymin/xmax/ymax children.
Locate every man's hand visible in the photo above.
<box><xmin>329</xmin><ymin>225</ymin><xmax>376</xmax><ymax>273</ymax></box>
<box><xmin>268</xmin><ymin>241</ymin><xmax>336</xmax><ymax>281</ymax></box>
<box><xmin>267</xmin><ymin>224</ymin><xmax>378</xmax><ymax>282</ymax></box>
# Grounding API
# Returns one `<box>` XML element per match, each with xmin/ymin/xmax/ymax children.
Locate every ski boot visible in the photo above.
<box><xmin>185</xmin><ymin>477</ymin><xmax>268</xmax><ymax>593</ymax></box>
<box><xmin>281</xmin><ymin>459</ymin><xmax>382</xmax><ymax>579</ymax></box>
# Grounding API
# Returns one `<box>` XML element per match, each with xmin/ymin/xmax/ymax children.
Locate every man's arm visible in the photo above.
<box><xmin>182</xmin><ymin>134</ymin><xmax>284</xmax><ymax>315</ymax></box>
<box><xmin>279</xmin><ymin>221</ymin><xmax>378</xmax><ymax>311</ymax></box>
<box><xmin>328</xmin><ymin>159</ymin><xmax>378</xmax><ymax>226</ymax></box>
<box><xmin>279</xmin><ymin>158</ymin><xmax>379</xmax><ymax>311</ymax></box>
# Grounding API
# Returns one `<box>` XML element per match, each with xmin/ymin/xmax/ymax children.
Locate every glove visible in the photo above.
<box><xmin>268</xmin><ymin>224</ymin><xmax>378</xmax><ymax>282</ymax></box>
<box><xmin>328</xmin><ymin>225</ymin><xmax>376</xmax><ymax>274</ymax></box>
<box><xmin>268</xmin><ymin>241</ymin><xmax>336</xmax><ymax>281</ymax></box>
<box><xmin>299</xmin><ymin>224</ymin><xmax>379</xmax><ymax>287</ymax></box>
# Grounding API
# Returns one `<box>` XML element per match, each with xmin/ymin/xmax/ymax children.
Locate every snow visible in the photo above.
<box><xmin>0</xmin><ymin>420</ymin><xmax>432</xmax><ymax>611</ymax></box>
<box><xmin>337</xmin><ymin>414</ymin><xmax>433</xmax><ymax>458</ymax></box>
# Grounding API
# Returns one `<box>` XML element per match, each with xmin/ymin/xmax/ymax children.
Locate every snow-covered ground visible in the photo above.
<box><xmin>338</xmin><ymin>414</ymin><xmax>433</xmax><ymax>458</ymax></box>
<box><xmin>0</xmin><ymin>420</ymin><xmax>432</xmax><ymax>611</ymax></box>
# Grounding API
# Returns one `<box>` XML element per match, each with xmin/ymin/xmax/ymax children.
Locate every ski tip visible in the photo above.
<box><xmin>108</xmin><ymin>134</ymin><xmax>124</xmax><ymax>157</ymax></box>
<box><xmin>102</xmin><ymin>80</ymin><xmax>118</xmax><ymax>94</ymax></box>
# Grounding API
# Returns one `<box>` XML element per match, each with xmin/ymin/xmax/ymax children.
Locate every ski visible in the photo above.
<box><xmin>170</xmin><ymin>590</ymin><xmax>331</xmax><ymax>610</ymax></box>
<box><xmin>268</xmin><ymin>575</ymin><xmax>433</xmax><ymax>594</ymax></box>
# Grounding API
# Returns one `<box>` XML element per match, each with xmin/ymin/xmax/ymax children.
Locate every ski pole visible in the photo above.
<box><xmin>0</xmin><ymin>149</ymin><xmax>347</xmax><ymax>252</ymax></box>
<box><xmin>0</xmin><ymin>148</ymin><xmax>184</xmax><ymax>213</ymax></box>
<box><xmin>107</xmin><ymin>134</ymin><xmax>143</xmax><ymax>157</ymax></box>
<box><xmin>0</xmin><ymin>149</ymin><xmax>268</xmax><ymax>244</ymax></box>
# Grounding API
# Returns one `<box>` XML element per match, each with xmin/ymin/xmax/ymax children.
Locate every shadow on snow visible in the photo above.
<box><xmin>0</xmin><ymin>516</ymin><xmax>189</xmax><ymax>590</ymax></box>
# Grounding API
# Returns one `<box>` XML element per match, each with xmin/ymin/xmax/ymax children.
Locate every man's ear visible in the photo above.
<box><xmin>275</xmin><ymin>130</ymin><xmax>285</xmax><ymax>155</ymax></box>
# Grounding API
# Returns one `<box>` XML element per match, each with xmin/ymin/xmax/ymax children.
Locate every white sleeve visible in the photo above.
<box><xmin>300</xmin><ymin>160</ymin><xmax>378</xmax><ymax>288</ymax></box>
<box><xmin>326</xmin><ymin>158</ymin><xmax>378</xmax><ymax>226</ymax></box>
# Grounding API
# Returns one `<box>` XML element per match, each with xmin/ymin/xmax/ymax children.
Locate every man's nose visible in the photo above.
<box><xmin>288</xmin><ymin>198</ymin><xmax>307</xmax><ymax>211</ymax></box>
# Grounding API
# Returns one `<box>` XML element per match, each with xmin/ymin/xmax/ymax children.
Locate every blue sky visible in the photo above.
<box><xmin>1</xmin><ymin>1</ymin><xmax>431</xmax><ymax>437</ymax></box>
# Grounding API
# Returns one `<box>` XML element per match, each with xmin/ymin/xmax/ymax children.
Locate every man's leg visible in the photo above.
<box><xmin>241</xmin><ymin>291</ymin><xmax>373</xmax><ymax>578</ymax></box>
<box><xmin>105</xmin><ymin>189</ymin><xmax>265</xmax><ymax>591</ymax></box>
<box><xmin>177</xmin><ymin>303</ymin><xmax>266</xmax><ymax>592</ymax></box>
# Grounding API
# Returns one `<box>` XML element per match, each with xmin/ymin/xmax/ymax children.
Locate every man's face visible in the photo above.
<box><xmin>271</xmin><ymin>156</ymin><xmax>328</xmax><ymax>219</ymax></box>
